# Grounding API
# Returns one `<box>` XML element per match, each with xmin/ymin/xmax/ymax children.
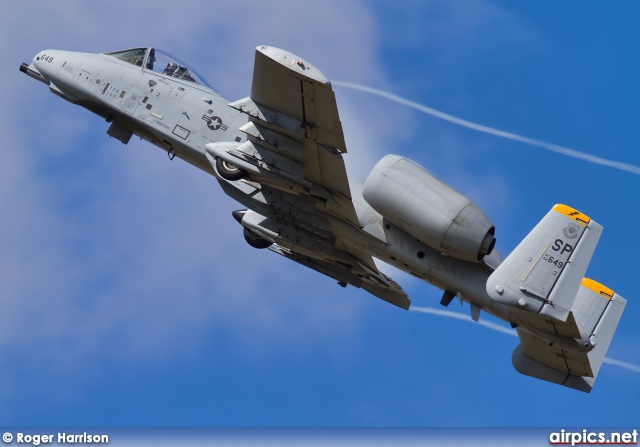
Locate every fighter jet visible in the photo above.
<box><xmin>21</xmin><ymin>46</ymin><xmax>626</xmax><ymax>392</ymax></box>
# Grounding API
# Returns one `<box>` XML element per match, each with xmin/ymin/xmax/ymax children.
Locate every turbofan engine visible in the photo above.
<box><xmin>363</xmin><ymin>155</ymin><xmax>496</xmax><ymax>263</ymax></box>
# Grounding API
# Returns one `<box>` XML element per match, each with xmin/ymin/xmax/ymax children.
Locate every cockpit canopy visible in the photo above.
<box><xmin>104</xmin><ymin>47</ymin><xmax>213</xmax><ymax>89</ymax></box>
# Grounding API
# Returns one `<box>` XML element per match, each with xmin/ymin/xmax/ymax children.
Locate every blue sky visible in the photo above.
<box><xmin>1</xmin><ymin>1</ymin><xmax>639</xmax><ymax>427</ymax></box>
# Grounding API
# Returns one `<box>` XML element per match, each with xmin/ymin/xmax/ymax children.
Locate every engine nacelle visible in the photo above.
<box><xmin>362</xmin><ymin>155</ymin><xmax>496</xmax><ymax>262</ymax></box>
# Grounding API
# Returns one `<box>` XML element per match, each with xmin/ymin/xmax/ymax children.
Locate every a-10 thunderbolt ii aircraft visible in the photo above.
<box><xmin>21</xmin><ymin>45</ymin><xmax>626</xmax><ymax>392</ymax></box>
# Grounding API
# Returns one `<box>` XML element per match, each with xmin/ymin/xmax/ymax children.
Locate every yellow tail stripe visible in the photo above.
<box><xmin>582</xmin><ymin>278</ymin><xmax>614</xmax><ymax>299</ymax></box>
<box><xmin>552</xmin><ymin>204</ymin><xmax>590</xmax><ymax>226</ymax></box>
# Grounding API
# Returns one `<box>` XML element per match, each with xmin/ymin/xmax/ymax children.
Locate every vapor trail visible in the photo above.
<box><xmin>602</xmin><ymin>358</ymin><xmax>640</xmax><ymax>373</ymax></box>
<box><xmin>410</xmin><ymin>306</ymin><xmax>640</xmax><ymax>374</ymax></box>
<box><xmin>411</xmin><ymin>305</ymin><xmax>517</xmax><ymax>337</ymax></box>
<box><xmin>333</xmin><ymin>81</ymin><xmax>640</xmax><ymax>175</ymax></box>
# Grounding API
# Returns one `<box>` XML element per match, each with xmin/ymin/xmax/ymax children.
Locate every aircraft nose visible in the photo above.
<box><xmin>20</xmin><ymin>50</ymin><xmax>54</xmax><ymax>85</ymax></box>
<box><xmin>32</xmin><ymin>50</ymin><xmax>56</xmax><ymax>79</ymax></box>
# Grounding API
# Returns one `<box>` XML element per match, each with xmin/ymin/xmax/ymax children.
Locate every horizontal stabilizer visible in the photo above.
<box><xmin>511</xmin><ymin>279</ymin><xmax>626</xmax><ymax>393</ymax></box>
<box><xmin>512</xmin><ymin>344</ymin><xmax>593</xmax><ymax>393</ymax></box>
<box><xmin>487</xmin><ymin>204</ymin><xmax>601</xmax><ymax>322</ymax></box>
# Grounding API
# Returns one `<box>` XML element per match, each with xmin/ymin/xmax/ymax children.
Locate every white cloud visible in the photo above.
<box><xmin>0</xmin><ymin>0</ymin><xmax>555</xmax><ymax>413</ymax></box>
<box><xmin>0</xmin><ymin>0</ymin><xmax>406</xmax><ymax>374</ymax></box>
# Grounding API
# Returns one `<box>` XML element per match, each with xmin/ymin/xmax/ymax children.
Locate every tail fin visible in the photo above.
<box><xmin>570</xmin><ymin>279</ymin><xmax>626</xmax><ymax>382</ymax></box>
<box><xmin>487</xmin><ymin>204</ymin><xmax>601</xmax><ymax>321</ymax></box>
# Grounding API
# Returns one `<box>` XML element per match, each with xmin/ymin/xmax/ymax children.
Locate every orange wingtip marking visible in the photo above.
<box><xmin>552</xmin><ymin>204</ymin><xmax>590</xmax><ymax>226</ymax></box>
<box><xmin>582</xmin><ymin>278</ymin><xmax>614</xmax><ymax>299</ymax></box>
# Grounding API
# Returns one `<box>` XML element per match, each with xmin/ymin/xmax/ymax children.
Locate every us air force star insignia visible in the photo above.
<box><xmin>208</xmin><ymin>116</ymin><xmax>222</xmax><ymax>130</ymax></box>
<box><xmin>563</xmin><ymin>223</ymin><xmax>580</xmax><ymax>239</ymax></box>
<box><xmin>202</xmin><ymin>114</ymin><xmax>228</xmax><ymax>131</ymax></box>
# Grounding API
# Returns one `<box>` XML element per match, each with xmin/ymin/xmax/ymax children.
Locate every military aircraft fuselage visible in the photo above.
<box><xmin>22</xmin><ymin>47</ymin><xmax>513</xmax><ymax>322</ymax></box>
<box><xmin>22</xmin><ymin>45</ymin><xmax>628</xmax><ymax>392</ymax></box>
<box><xmin>25</xmin><ymin>48</ymin><xmax>250</xmax><ymax>177</ymax></box>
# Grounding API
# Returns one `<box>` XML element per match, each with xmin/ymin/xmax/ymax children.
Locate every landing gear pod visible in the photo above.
<box><xmin>243</xmin><ymin>228</ymin><xmax>273</xmax><ymax>249</ymax></box>
<box><xmin>216</xmin><ymin>157</ymin><xmax>248</xmax><ymax>181</ymax></box>
<box><xmin>363</xmin><ymin>155</ymin><xmax>496</xmax><ymax>262</ymax></box>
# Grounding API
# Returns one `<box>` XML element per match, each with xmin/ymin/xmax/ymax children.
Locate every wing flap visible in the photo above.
<box><xmin>316</xmin><ymin>144</ymin><xmax>352</xmax><ymax>199</ymax></box>
<box><xmin>268</xmin><ymin>245</ymin><xmax>410</xmax><ymax>310</ymax></box>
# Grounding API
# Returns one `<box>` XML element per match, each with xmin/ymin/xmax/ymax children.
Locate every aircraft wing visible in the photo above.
<box><xmin>210</xmin><ymin>46</ymin><xmax>409</xmax><ymax>310</ymax></box>
<box><xmin>248</xmin><ymin>45</ymin><xmax>347</xmax><ymax>152</ymax></box>
<box><xmin>225</xmin><ymin>45</ymin><xmax>358</xmax><ymax>226</ymax></box>
<box><xmin>269</xmin><ymin>245</ymin><xmax>410</xmax><ymax>309</ymax></box>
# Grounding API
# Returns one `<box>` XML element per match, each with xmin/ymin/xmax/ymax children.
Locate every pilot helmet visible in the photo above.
<box><xmin>164</xmin><ymin>62</ymin><xmax>178</xmax><ymax>75</ymax></box>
